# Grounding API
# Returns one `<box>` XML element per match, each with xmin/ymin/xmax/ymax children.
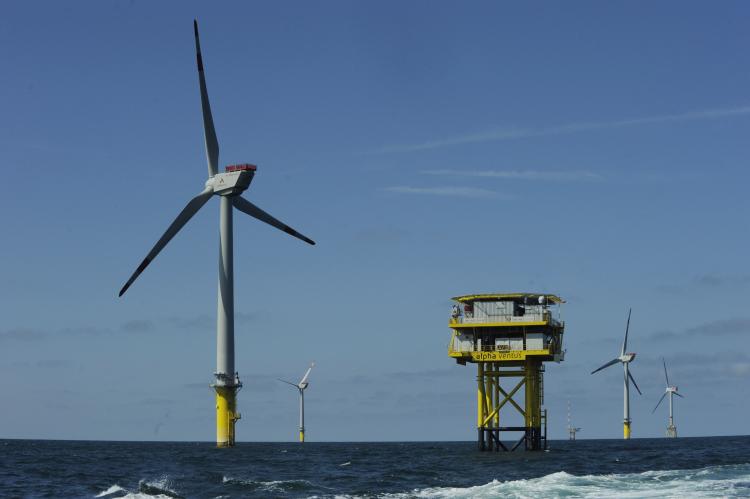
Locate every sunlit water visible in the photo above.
<box><xmin>2</xmin><ymin>436</ymin><xmax>749</xmax><ymax>498</ymax></box>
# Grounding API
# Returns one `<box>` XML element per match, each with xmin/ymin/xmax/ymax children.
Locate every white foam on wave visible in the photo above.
<box><xmin>222</xmin><ymin>476</ymin><xmax>314</xmax><ymax>492</ymax></box>
<box><xmin>94</xmin><ymin>484</ymin><xmax>173</xmax><ymax>499</ymax></box>
<box><xmin>329</xmin><ymin>463</ymin><xmax>750</xmax><ymax>499</ymax></box>
<box><xmin>94</xmin><ymin>476</ymin><xmax>182</xmax><ymax>499</ymax></box>
<box><xmin>96</xmin><ymin>485</ymin><xmax>126</xmax><ymax>497</ymax></box>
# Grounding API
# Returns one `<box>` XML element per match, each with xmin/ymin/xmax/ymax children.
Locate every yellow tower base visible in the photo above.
<box><xmin>476</xmin><ymin>360</ymin><xmax>547</xmax><ymax>451</ymax></box>
<box><xmin>623</xmin><ymin>420</ymin><xmax>631</xmax><ymax>440</ymax></box>
<box><xmin>215</xmin><ymin>386</ymin><xmax>241</xmax><ymax>447</ymax></box>
<box><xmin>299</xmin><ymin>430</ymin><xmax>305</xmax><ymax>443</ymax></box>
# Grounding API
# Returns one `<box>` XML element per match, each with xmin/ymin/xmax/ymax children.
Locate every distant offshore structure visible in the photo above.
<box><xmin>653</xmin><ymin>358</ymin><xmax>684</xmax><ymax>438</ymax></box>
<box><xmin>278</xmin><ymin>362</ymin><xmax>315</xmax><ymax>442</ymax></box>
<box><xmin>591</xmin><ymin>309</ymin><xmax>642</xmax><ymax>440</ymax></box>
<box><xmin>448</xmin><ymin>293</ymin><xmax>566</xmax><ymax>451</ymax></box>
<box><xmin>119</xmin><ymin>21</ymin><xmax>315</xmax><ymax>447</ymax></box>
<box><xmin>567</xmin><ymin>400</ymin><xmax>581</xmax><ymax>440</ymax></box>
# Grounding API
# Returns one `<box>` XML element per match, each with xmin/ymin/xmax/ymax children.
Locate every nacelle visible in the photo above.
<box><xmin>210</xmin><ymin>164</ymin><xmax>256</xmax><ymax>196</ymax></box>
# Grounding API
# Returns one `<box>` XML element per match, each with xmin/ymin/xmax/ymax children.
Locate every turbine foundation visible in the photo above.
<box><xmin>214</xmin><ymin>374</ymin><xmax>242</xmax><ymax>447</ymax></box>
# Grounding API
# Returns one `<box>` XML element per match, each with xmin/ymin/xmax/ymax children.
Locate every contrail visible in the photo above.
<box><xmin>373</xmin><ymin>105</ymin><xmax>750</xmax><ymax>153</ymax></box>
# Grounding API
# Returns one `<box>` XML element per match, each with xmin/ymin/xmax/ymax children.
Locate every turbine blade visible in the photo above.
<box><xmin>591</xmin><ymin>358</ymin><xmax>620</xmax><ymax>375</ymax></box>
<box><xmin>194</xmin><ymin>20</ymin><xmax>219</xmax><ymax>177</ymax></box>
<box><xmin>663</xmin><ymin>357</ymin><xmax>670</xmax><ymax>387</ymax></box>
<box><xmin>675</xmin><ymin>392</ymin><xmax>685</xmax><ymax>398</ymax></box>
<box><xmin>652</xmin><ymin>392</ymin><xmax>667</xmax><ymax>413</ymax></box>
<box><xmin>119</xmin><ymin>188</ymin><xmax>213</xmax><ymax>296</ymax></box>
<box><xmin>628</xmin><ymin>370</ymin><xmax>642</xmax><ymax>395</ymax></box>
<box><xmin>622</xmin><ymin>308</ymin><xmax>632</xmax><ymax>356</ymax></box>
<box><xmin>277</xmin><ymin>378</ymin><xmax>298</xmax><ymax>387</ymax></box>
<box><xmin>299</xmin><ymin>362</ymin><xmax>315</xmax><ymax>386</ymax></box>
<box><xmin>232</xmin><ymin>197</ymin><xmax>315</xmax><ymax>245</ymax></box>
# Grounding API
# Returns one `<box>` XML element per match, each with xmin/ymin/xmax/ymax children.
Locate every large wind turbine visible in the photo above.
<box><xmin>591</xmin><ymin>308</ymin><xmax>642</xmax><ymax>439</ymax></box>
<box><xmin>652</xmin><ymin>358</ymin><xmax>684</xmax><ymax>438</ymax></box>
<box><xmin>279</xmin><ymin>362</ymin><xmax>314</xmax><ymax>442</ymax></box>
<box><xmin>119</xmin><ymin>21</ymin><xmax>315</xmax><ymax>447</ymax></box>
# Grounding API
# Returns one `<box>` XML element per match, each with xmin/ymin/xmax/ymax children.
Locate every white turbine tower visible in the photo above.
<box><xmin>652</xmin><ymin>358</ymin><xmax>684</xmax><ymax>438</ymax></box>
<box><xmin>119</xmin><ymin>21</ymin><xmax>315</xmax><ymax>448</ymax></box>
<box><xmin>591</xmin><ymin>308</ymin><xmax>642</xmax><ymax>439</ymax></box>
<box><xmin>279</xmin><ymin>362</ymin><xmax>315</xmax><ymax>442</ymax></box>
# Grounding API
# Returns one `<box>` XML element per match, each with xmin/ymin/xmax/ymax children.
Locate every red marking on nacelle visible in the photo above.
<box><xmin>225</xmin><ymin>164</ymin><xmax>257</xmax><ymax>172</ymax></box>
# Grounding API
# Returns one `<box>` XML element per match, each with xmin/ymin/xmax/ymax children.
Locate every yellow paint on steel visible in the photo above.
<box><xmin>215</xmin><ymin>386</ymin><xmax>239</xmax><ymax>448</ymax></box>
<box><xmin>464</xmin><ymin>349</ymin><xmax>551</xmax><ymax>361</ymax></box>
<box><xmin>624</xmin><ymin>422</ymin><xmax>631</xmax><ymax>439</ymax></box>
<box><xmin>499</xmin><ymin>379</ymin><xmax>526</xmax><ymax>417</ymax></box>
<box><xmin>482</xmin><ymin>376</ymin><xmax>525</xmax><ymax>426</ymax></box>
<box><xmin>452</xmin><ymin>293</ymin><xmax>564</xmax><ymax>304</ymax></box>
<box><xmin>493</xmin><ymin>363</ymin><xmax>500</xmax><ymax>428</ymax></box>
<box><xmin>525</xmin><ymin>359</ymin><xmax>541</xmax><ymax>430</ymax></box>
<box><xmin>477</xmin><ymin>363</ymin><xmax>485</xmax><ymax>428</ymax></box>
<box><xmin>299</xmin><ymin>430</ymin><xmax>305</xmax><ymax>443</ymax></box>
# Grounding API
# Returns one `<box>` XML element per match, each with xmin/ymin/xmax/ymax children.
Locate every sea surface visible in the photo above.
<box><xmin>2</xmin><ymin>436</ymin><xmax>749</xmax><ymax>498</ymax></box>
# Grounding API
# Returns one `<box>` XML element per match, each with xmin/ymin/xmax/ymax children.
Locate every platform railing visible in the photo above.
<box><xmin>449</xmin><ymin>337</ymin><xmax>559</xmax><ymax>355</ymax></box>
<box><xmin>451</xmin><ymin>311</ymin><xmax>561</xmax><ymax>325</ymax></box>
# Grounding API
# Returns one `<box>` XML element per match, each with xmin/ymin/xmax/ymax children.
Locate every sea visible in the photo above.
<box><xmin>2</xmin><ymin>436</ymin><xmax>749</xmax><ymax>498</ymax></box>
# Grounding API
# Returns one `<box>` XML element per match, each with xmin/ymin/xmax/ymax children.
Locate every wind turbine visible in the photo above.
<box><xmin>119</xmin><ymin>21</ymin><xmax>315</xmax><ymax>448</ymax></box>
<box><xmin>279</xmin><ymin>362</ymin><xmax>315</xmax><ymax>442</ymax></box>
<box><xmin>652</xmin><ymin>358</ymin><xmax>684</xmax><ymax>438</ymax></box>
<box><xmin>591</xmin><ymin>308</ymin><xmax>642</xmax><ymax>439</ymax></box>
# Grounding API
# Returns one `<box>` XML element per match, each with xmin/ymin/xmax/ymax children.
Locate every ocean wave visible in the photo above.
<box><xmin>95</xmin><ymin>485</ymin><xmax>127</xmax><ymax>497</ymax></box>
<box><xmin>222</xmin><ymin>476</ymin><xmax>315</xmax><ymax>493</ymax></box>
<box><xmin>94</xmin><ymin>476</ymin><xmax>184</xmax><ymax>499</ymax></box>
<box><xmin>329</xmin><ymin>463</ymin><xmax>750</xmax><ymax>499</ymax></box>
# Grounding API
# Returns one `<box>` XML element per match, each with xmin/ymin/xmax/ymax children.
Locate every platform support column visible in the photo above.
<box><xmin>477</xmin><ymin>363</ymin><xmax>486</xmax><ymax>451</ymax></box>
<box><xmin>524</xmin><ymin>359</ymin><xmax>543</xmax><ymax>450</ymax></box>
<box><xmin>484</xmin><ymin>368</ymin><xmax>494</xmax><ymax>450</ymax></box>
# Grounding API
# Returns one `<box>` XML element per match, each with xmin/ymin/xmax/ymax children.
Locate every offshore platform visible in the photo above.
<box><xmin>448</xmin><ymin>293</ymin><xmax>565</xmax><ymax>451</ymax></box>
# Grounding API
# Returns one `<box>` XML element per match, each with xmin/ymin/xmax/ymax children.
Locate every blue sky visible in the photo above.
<box><xmin>1</xmin><ymin>1</ymin><xmax>749</xmax><ymax>442</ymax></box>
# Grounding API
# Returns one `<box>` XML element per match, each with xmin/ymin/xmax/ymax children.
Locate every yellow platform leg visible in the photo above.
<box><xmin>299</xmin><ymin>430</ymin><xmax>305</xmax><ymax>442</ymax></box>
<box><xmin>524</xmin><ymin>359</ymin><xmax>543</xmax><ymax>450</ymax></box>
<box><xmin>215</xmin><ymin>386</ymin><xmax>240</xmax><ymax>447</ymax></box>
<box><xmin>623</xmin><ymin>421</ymin><xmax>631</xmax><ymax>439</ymax></box>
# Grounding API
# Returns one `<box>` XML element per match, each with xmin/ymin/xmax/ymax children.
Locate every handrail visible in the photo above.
<box><xmin>450</xmin><ymin>311</ymin><xmax>562</xmax><ymax>326</ymax></box>
<box><xmin>449</xmin><ymin>338</ymin><xmax>559</xmax><ymax>355</ymax></box>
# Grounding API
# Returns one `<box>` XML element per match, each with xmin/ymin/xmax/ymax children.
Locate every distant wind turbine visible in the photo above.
<box><xmin>652</xmin><ymin>358</ymin><xmax>684</xmax><ymax>438</ymax></box>
<box><xmin>279</xmin><ymin>362</ymin><xmax>315</xmax><ymax>442</ymax></box>
<box><xmin>591</xmin><ymin>308</ymin><xmax>642</xmax><ymax>439</ymax></box>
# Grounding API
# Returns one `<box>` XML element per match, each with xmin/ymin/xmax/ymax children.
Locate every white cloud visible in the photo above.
<box><xmin>373</xmin><ymin>105</ymin><xmax>750</xmax><ymax>153</ymax></box>
<box><xmin>384</xmin><ymin>186</ymin><xmax>499</xmax><ymax>198</ymax></box>
<box><xmin>421</xmin><ymin>169</ymin><xmax>603</xmax><ymax>181</ymax></box>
